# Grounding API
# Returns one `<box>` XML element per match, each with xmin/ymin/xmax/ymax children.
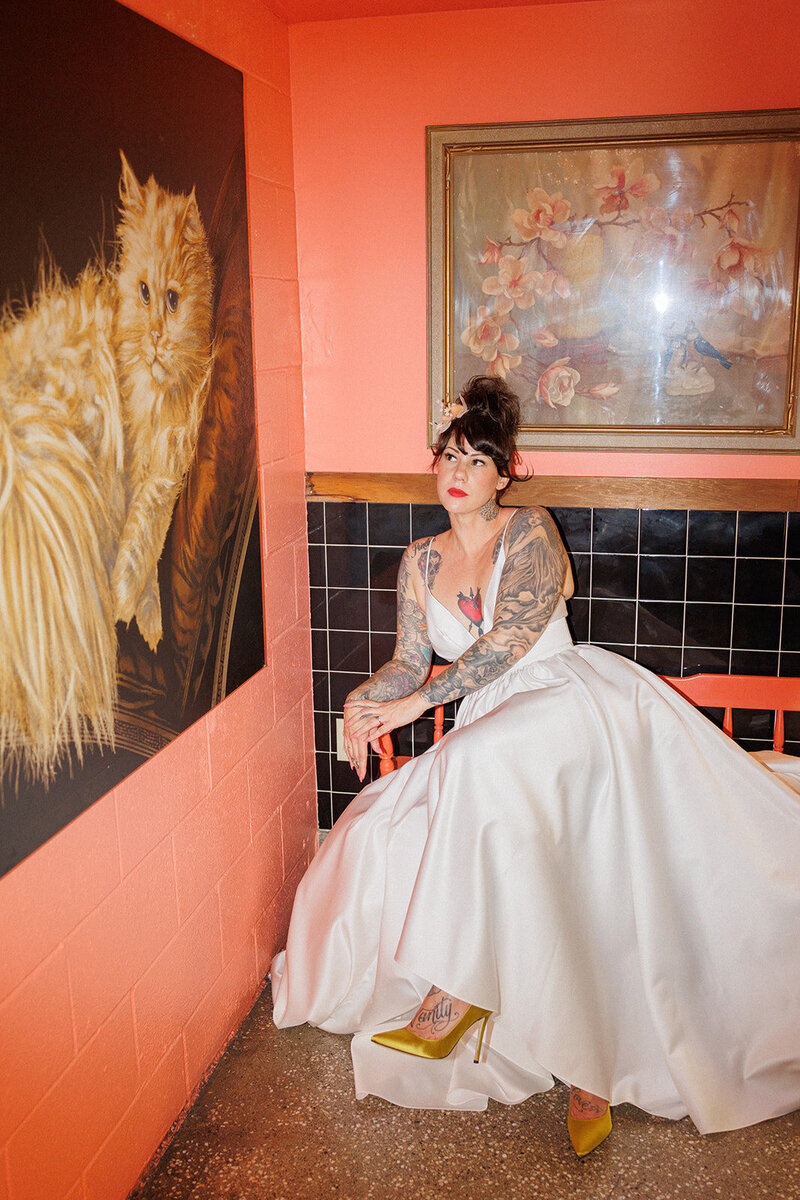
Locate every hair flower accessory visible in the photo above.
<box><xmin>434</xmin><ymin>394</ymin><xmax>467</xmax><ymax>437</ymax></box>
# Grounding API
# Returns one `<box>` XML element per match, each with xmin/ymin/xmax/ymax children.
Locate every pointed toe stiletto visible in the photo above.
<box><xmin>567</xmin><ymin>1087</ymin><xmax>612</xmax><ymax>1157</ymax></box>
<box><xmin>371</xmin><ymin>1005</ymin><xmax>492</xmax><ymax>1063</ymax></box>
<box><xmin>567</xmin><ymin>1106</ymin><xmax>612</xmax><ymax>1157</ymax></box>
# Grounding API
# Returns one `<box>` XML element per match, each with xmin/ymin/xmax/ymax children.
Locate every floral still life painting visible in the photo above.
<box><xmin>428</xmin><ymin>111</ymin><xmax>800</xmax><ymax>450</ymax></box>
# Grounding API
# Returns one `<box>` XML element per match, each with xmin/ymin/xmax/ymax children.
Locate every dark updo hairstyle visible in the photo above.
<box><xmin>432</xmin><ymin>375</ymin><xmax>527</xmax><ymax>499</ymax></box>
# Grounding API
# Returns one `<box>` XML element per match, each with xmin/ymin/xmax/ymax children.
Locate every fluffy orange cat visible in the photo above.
<box><xmin>112</xmin><ymin>154</ymin><xmax>214</xmax><ymax>652</ymax></box>
<box><xmin>0</xmin><ymin>152</ymin><xmax>214</xmax><ymax>783</ymax></box>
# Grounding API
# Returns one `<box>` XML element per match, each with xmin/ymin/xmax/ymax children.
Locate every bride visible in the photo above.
<box><xmin>271</xmin><ymin>375</ymin><xmax>800</xmax><ymax>1157</ymax></box>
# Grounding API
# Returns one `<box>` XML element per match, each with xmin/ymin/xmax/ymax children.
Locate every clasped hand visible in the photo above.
<box><xmin>343</xmin><ymin>693</ymin><xmax>429</xmax><ymax>782</ymax></box>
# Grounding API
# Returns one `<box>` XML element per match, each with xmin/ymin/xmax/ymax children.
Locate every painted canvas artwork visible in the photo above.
<box><xmin>0</xmin><ymin>0</ymin><xmax>264</xmax><ymax>875</ymax></box>
<box><xmin>428</xmin><ymin>113</ymin><xmax>800</xmax><ymax>450</ymax></box>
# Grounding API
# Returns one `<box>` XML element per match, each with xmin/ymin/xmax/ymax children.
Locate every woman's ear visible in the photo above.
<box><xmin>497</xmin><ymin>476</ymin><xmax>510</xmax><ymax>493</ymax></box>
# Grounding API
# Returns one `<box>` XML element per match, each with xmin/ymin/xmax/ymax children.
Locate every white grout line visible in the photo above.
<box><xmin>777</xmin><ymin>514</ymin><xmax>789</xmax><ymax>677</ymax></box>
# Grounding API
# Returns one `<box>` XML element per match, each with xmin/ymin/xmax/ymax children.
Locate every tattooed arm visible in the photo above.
<box><xmin>351</xmin><ymin>509</ymin><xmax>568</xmax><ymax>748</ymax></box>
<box><xmin>343</xmin><ymin>540</ymin><xmax>433</xmax><ymax>777</ymax></box>
<box><xmin>349</xmin><ymin>541</ymin><xmax>433</xmax><ymax>701</ymax></box>
<box><xmin>419</xmin><ymin>507</ymin><xmax>568</xmax><ymax>707</ymax></box>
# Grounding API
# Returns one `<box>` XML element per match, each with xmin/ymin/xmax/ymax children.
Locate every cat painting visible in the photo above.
<box><xmin>0</xmin><ymin>152</ymin><xmax>214</xmax><ymax>784</ymax></box>
<box><xmin>112</xmin><ymin>154</ymin><xmax>214</xmax><ymax>652</ymax></box>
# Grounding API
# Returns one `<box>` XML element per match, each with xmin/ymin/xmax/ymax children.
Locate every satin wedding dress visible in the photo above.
<box><xmin>271</xmin><ymin>537</ymin><xmax>800</xmax><ymax>1134</ymax></box>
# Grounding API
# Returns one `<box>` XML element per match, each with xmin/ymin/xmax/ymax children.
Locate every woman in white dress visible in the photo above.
<box><xmin>271</xmin><ymin>376</ymin><xmax>800</xmax><ymax>1157</ymax></box>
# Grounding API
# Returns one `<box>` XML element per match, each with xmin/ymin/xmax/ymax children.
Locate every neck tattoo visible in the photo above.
<box><xmin>479</xmin><ymin>497</ymin><xmax>500</xmax><ymax>522</ymax></box>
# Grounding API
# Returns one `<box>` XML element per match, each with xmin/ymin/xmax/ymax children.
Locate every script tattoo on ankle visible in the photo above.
<box><xmin>571</xmin><ymin>1090</ymin><xmax>608</xmax><ymax>1118</ymax></box>
<box><xmin>415</xmin><ymin>990</ymin><xmax>455</xmax><ymax>1034</ymax></box>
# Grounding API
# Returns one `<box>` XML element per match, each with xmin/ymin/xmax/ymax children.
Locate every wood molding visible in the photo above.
<box><xmin>306</xmin><ymin>472</ymin><xmax>800</xmax><ymax>511</ymax></box>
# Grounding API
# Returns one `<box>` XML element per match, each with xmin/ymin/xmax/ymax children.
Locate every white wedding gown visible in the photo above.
<box><xmin>271</xmin><ymin>538</ymin><xmax>800</xmax><ymax>1135</ymax></box>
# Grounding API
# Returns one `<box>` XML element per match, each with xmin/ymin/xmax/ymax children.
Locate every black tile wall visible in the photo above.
<box><xmin>788</xmin><ymin>513</ymin><xmax>800</xmax><ymax>557</ymax></box>
<box><xmin>687</xmin><ymin>509</ymin><xmax>736</xmax><ymax>556</ymax></box>
<box><xmin>640</xmin><ymin>508</ymin><xmax>687</xmax><ymax>555</ymax></box>
<box><xmin>309</xmin><ymin>502</ymin><xmax>800</xmax><ymax>829</ymax></box>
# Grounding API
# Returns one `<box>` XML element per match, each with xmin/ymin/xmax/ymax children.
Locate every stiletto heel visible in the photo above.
<box><xmin>567</xmin><ymin>1086</ymin><xmax>612</xmax><ymax>1157</ymax></box>
<box><xmin>371</xmin><ymin>1005</ymin><xmax>492</xmax><ymax>1062</ymax></box>
<box><xmin>472</xmin><ymin>1009</ymin><xmax>490</xmax><ymax>1063</ymax></box>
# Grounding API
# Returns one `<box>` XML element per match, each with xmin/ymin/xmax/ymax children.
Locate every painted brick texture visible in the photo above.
<box><xmin>0</xmin><ymin>2</ymin><xmax>314</xmax><ymax>1198</ymax></box>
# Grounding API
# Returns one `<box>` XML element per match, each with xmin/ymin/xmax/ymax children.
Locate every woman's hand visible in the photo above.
<box><xmin>343</xmin><ymin>691</ymin><xmax>373</xmax><ymax>783</ymax></box>
<box><xmin>347</xmin><ymin>693</ymin><xmax>429</xmax><ymax>748</ymax></box>
<box><xmin>343</xmin><ymin>692</ymin><xmax>430</xmax><ymax>782</ymax></box>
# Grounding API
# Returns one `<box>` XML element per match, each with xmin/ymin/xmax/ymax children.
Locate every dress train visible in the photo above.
<box><xmin>272</xmin><ymin>594</ymin><xmax>800</xmax><ymax>1132</ymax></box>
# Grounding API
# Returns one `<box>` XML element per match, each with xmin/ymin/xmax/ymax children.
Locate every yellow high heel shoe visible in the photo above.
<box><xmin>567</xmin><ymin>1086</ymin><xmax>612</xmax><ymax>1157</ymax></box>
<box><xmin>371</xmin><ymin>1005</ymin><xmax>492</xmax><ymax>1062</ymax></box>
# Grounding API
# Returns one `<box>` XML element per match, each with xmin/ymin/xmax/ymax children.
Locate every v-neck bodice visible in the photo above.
<box><xmin>424</xmin><ymin>517</ymin><xmax>570</xmax><ymax>663</ymax></box>
<box><xmin>425</xmin><ymin>537</ymin><xmax>507</xmax><ymax>661</ymax></box>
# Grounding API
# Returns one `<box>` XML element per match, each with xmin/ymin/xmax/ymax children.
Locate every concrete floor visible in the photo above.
<box><xmin>135</xmin><ymin>984</ymin><xmax>800</xmax><ymax>1200</ymax></box>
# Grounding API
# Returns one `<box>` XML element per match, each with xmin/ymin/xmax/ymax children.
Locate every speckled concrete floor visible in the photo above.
<box><xmin>135</xmin><ymin>984</ymin><xmax>800</xmax><ymax>1200</ymax></box>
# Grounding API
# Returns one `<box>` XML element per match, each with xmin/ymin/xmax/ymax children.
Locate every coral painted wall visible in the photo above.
<box><xmin>0</xmin><ymin>3</ymin><xmax>315</xmax><ymax>1199</ymax></box>
<box><xmin>290</xmin><ymin>0</ymin><xmax>800</xmax><ymax>479</ymax></box>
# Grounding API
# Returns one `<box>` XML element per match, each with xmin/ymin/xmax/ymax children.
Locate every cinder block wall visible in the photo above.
<box><xmin>0</xmin><ymin>3</ymin><xmax>316</xmax><ymax>1198</ymax></box>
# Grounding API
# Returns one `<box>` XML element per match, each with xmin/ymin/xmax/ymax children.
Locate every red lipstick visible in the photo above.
<box><xmin>448</xmin><ymin>488</ymin><xmax>467</xmax><ymax>497</ymax></box>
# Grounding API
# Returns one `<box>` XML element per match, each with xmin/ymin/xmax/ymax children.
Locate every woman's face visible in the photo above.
<box><xmin>435</xmin><ymin>436</ymin><xmax>508</xmax><ymax>514</ymax></box>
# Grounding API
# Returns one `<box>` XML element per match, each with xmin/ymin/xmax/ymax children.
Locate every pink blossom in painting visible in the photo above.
<box><xmin>638</xmin><ymin>205</ymin><xmax>672</xmax><ymax>233</ymax></box>
<box><xmin>511</xmin><ymin>188</ymin><xmax>571</xmax><ymax>247</ymax></box>
<box><xmin>460</xmin><ymin>304</ymin><xmax>506</xmax><ymax>361</ymax></box>
<box><xmin>482</xmin><ymin>255</ymin><xmax>539</xmax><ymax>309</ymax></box>
<box><xmin>672</xmin><ymin>205</ymin><xmax>695</xmax><ymax>231</ymax></box>
<box><xmin>531</xmin><ymin>327</ymin><xmax>559</xmax><ymax>348</ymax></box>
<box><xmin>594</xmin><ymin>160</ymin><xmax>660</xmax><ymax>217</ymax></box>
<box><xmin>720</xmin><ymin>206</ymin><xmax>742</xmax><ymax>235</ymax></box>
<box><xmin>713</xmin><ymin>236</ymin><xmax>763</xmax><ymax>279</ymax></box>
<box><xmin>704</xmin><ymin>236</ymin><xmax>767</xmax><ymax>315</ymax></box>
<box><xmin>529</xmin><ymin>268</ymin><xmax>571</xmax><ymax>299</ymax></box>
<box><xmin>634</xmin><ymin>204</ymin><xmax>695</xmax><ymax>262</ymax></box>
<box><xmin>459</xmin><ymin>301</ymin><xmax>522</xmax><ymax>377</ymax></box>
<box><xmin>535</xmin><ymin>357</ymin><xmax>581</xmax><ymax>408</ymax></box>
<box><xmin>486</xmin><ymin>339</ymin><xmax>523</xmax><ymax>379</ymax></box>
<box><xmin>479</xmin><ymin>238</ymin><xmax>504</xmax><ymax>264</ymax></box>
<box><xmin>588</xmin><ymin>382</ymin><xmax>620</xmax><ymax>399</ymax></box>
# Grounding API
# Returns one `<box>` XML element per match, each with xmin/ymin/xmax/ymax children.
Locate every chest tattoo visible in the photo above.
<box><xmin>457</xmin><ymin>587</ymin><xmax>484</xmax><ymax>635</ymax></box>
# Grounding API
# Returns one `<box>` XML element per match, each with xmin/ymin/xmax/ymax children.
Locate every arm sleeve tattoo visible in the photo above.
<box><xmin>348</xmin><ymin>542</ymin><xmax>433</xmax><ymax>702</ymax></box>
<box><xmin>419</xmin><ymin>508</ymin><xmax>568</xmax><ymax>708</ymax></box>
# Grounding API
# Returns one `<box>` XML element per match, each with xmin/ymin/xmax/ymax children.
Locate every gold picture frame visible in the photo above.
<box><xmin>427</xmin><ymin>109</ymin><xmax>800</xmax><ymax>451</ymax></box>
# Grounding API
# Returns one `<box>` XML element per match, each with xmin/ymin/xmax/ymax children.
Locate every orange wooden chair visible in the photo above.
<box><xmin>661</xmin><ymin>673</ymin><xmax>800</xmax><ymax>753</ymax></box>
<box><xmin>377</xmin><ymin>663</ymin><xmax>447</xmax><ymax>775</ymax></box>
<box><xmin>376</xmin><ymin>669</ymin><xmax>800</xmax><ymax>773</ymax></box>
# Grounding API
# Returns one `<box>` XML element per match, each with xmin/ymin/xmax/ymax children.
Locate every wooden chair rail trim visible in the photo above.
<box><xmin>306</xmin><ymin>472</ymin><xmax>800</xmax><ymax>511</ymax></box>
